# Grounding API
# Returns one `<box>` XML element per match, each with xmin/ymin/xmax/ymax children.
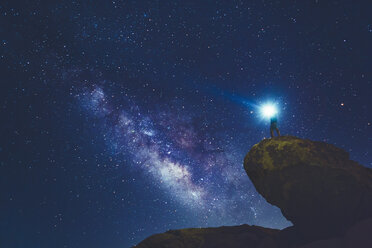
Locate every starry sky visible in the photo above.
<box><xmin>1</xmin><ymin>1</ymin><xmax>371</xmax><ymax>247</ymax></box>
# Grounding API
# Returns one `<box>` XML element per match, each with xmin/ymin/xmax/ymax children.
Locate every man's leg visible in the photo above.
<box><xmin>276</xmin><ymin>128</ymin><xmax>281</xmax><ymax>136</ymax></box>
<box><xmin>270</xmin><ymin>128</ymin><xmax>274</xmax><ymax>138</ymax></box>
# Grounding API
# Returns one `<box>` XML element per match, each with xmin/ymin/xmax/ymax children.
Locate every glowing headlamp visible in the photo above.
<box><xmin>260</xmin><ymin>104</ymin><xmax>278</xmax><ymax>118</ymax></box>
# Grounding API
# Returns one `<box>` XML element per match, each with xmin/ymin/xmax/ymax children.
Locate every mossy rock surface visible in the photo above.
<box><xmin>244</xmin><ymin>136</ymin><xmax>372</xmax><ymax>239</ymax></box>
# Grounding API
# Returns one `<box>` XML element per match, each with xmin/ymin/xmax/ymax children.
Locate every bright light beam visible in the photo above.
<box><xmin>260</xmin><ymin>104</ymin><xmax>278</xmax><ymax>119</ymax></box>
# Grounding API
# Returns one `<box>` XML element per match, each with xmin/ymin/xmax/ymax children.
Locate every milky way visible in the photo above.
<box><xmin>85</xmin><ymin>87</ymin><xmax>206</xmax><ymax>208</ymax></box>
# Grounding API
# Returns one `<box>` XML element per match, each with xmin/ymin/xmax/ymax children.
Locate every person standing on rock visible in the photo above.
<box><xmin>270</xmin><ymin>114</ymin><xmax>280</xmax><ymax>138</ymax></box>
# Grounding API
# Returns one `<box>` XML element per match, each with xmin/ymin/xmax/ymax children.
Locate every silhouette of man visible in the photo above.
<box><xmin>270</xmin><ymin>114</ymin><xmax>280</xmax><ymax>138</ymax></box>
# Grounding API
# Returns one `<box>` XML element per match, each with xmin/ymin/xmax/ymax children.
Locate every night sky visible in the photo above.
<box><xmin>1</xmin><ymin>1</ymin><xmax>371</xmax><ymax>247</ymax></box>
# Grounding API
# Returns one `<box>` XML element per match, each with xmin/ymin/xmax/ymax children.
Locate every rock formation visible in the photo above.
<box><xmin>244</xmin><ymin>136</ymin><xmax>372</xmax><ymax>241</ymax></box>
<box><xmin>135</xmin><ymin>136</ymin><xmax>372</xmax><ymax>247</ymax></box>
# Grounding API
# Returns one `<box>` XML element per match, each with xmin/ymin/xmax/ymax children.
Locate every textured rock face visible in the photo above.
<box><xmin>244</xmin><ymin>136</ymin><xmax>372</xmax><ymax>239</ymax></box>
<box><xmin>135</xmin><ymin>225</ymin><xmax>280</xmax><ymax>248</ymax></box>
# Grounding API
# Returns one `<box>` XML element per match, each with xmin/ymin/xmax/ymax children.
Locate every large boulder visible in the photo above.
<box><xmin>135</xmin><ymin>225</ymin><xmax>280</xmax><ymax>248</ymax></box>
<box><xmin>244</xmin><ymin>136</ymin><xmax>372</xmax><ymax>240</ymax></box>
